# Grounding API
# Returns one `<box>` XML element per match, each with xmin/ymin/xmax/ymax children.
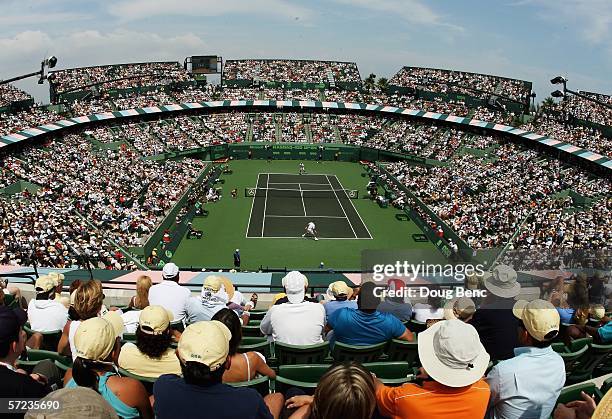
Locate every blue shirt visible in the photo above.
<box><xmin>324</xmin><ymin>300</ymin><xmax>357</xmax><ymax>321</ymax></box>
<box><xmin>154</xmin><ymin>374</ymin><xmax>272</xmax><ymax>419</ymax></box>
<box><xmin>328</xmin><ymin>308</ymin><xmax>406</xmax><ymax>346</ymax></box>
<box><xmin>598</xmin><ymin>322</ymin><xmax>612</xmax><ymax>343</ymax></box>
<box><xmin>485</xmin><ymin>346</ymin><xmax>565</xmax><ymax>419</ymax></box>
<box><xmin>67</xmin><ymin>372</ymin><xmax>140</xmax><ymax>419</ymax></box>
<box><xmin>556</xmin><ymin>307</ymin><xmax>575</xmax><ymax>324</ymax></box>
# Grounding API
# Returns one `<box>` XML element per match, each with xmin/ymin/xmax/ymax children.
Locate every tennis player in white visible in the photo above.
<box><xmin>302</xmin><ymin>221</ymin><xmax>318</xmax><ymax>240</ymax></box>
<box><xmin>299</xmin><ymin>162</ymin><xmax>306</xmax><ymax>175</ymax></box>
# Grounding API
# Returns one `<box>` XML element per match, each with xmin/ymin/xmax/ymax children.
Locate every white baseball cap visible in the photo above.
<box><xmin>282</xmin><ymin>271</ymin><xmax>308</xmax><ymax>304</ymax></box>
<box><xmin>162</xmin><ymin>263</ymin><xmax>180</xmax><ymax>279</ymax></box>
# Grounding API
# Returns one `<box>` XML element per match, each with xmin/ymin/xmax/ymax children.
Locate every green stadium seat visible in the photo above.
<box><xmin>566</xmin><ymin>343</ymin><xmax>612</xmax><ymax>385</ymax></box>
<box><xmin>17</xmin><ymin>349</ymin><xmax>71</xmax><ymax>375</ymax></box>
<box><xmin>363</xmin><ymin>362</ymin><xmax>415</xmax><ymax>386</ymax></box>
<box><xmin>249</xmin><ymin>311</ymin><xmax>267</xmax><ymax>321</ymax></box>
<box><xmin>275</xmin><ymin>364</ymin><xmax>330</xmax><ymax>394</ymax></box>
<box><xmin>118</xmin><ymin>368</ymin><xmax>157</xmax><ymax>394</ymax></box>
<box><xmin>557</xmin><ymin>345</ymin><xmax>589</xmax><ymax>379</ymax></box>
<box><xmin>568</xmin><ymin>337</ymin><xmax>593</xmax><ymax>353</ymax></box>
<box><xmin>242</xmin><ymin>325</ymin><xmax>264</xmax><ymax>338</ymax></box>
<box><xmin>23</xmin><ymin>323</ymin><xmax>62</xmax><ymax>352</ymax></box>
<box><xmin>238</xmin><ymin>340</ymin><xmax>272</xmax><ymax>360</ymax></box>
<box><xmin>273</xmin><ymin>342</ymin><xmax>330</xmax><ymax>366</ymax></box>
<box><xmin>555</xmin><ymin>382</ymin><xmax>602</xmax><ymax>408</ymax></box>
<box><xmin>248</xmin><ymin>320</ymin><xmax>261</xmax><ymax>327</ymax></box>
<box><xmin>331</xmin><ymin>341</ymin><xmax>386</xmax><ymax>363</ymax></box>
<box><xmin>3</xmin><ymin>293</ymin><xmax>16</xmax><ymax>307</ymax></box>
<box><xmin>386</xmin><ymin>339</ymin><xmax>419</xmax><ymax>365</ymax></box>
<box><xmin>241</xmin><ymin>336</ymin><xmax>267</xmax><ymax>345</ymax></box>
<box><xmin>600</xmin><ymin>376</ymin><xmax>612</xmax><ymax>395</ymax></box>
<box><xmin>228</xmin><ymin>375</ymin><xmax>271</xmax><ymax>397</ymax></box>
<box><xmin>122</xmin><ymin>332</ymin><xmax>137</xmax><ymax>343</ymax></box>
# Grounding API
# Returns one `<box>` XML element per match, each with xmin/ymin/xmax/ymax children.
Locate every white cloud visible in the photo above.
<box><xmin>521</xmin><ymin>0</ymin><xmax>612</xmax><ymax>44</ymax></box>
<box><xmin>332</xmin><ymin>0</ymin><xmax>464</xmax><ymax>31</ymax></box>
<box><xmin>0</xmin><ymin>12</ymin><xmax>90</xmax><ymax>26</ymax></box>
<box><xmin>107</xmin><ymin>0</ymin><xmax>312</xmax><ymax>22</ymax></box>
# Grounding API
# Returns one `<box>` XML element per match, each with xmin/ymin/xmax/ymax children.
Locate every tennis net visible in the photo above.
<box><xmin>245</xmin><ymin>187</ymin><xmax>359</xmax><ymax>199</ymax></box>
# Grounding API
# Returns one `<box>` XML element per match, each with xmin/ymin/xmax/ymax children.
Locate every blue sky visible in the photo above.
<box><xmin>1</xmin><ymin>0</ymin><xmax>610</xmax><ymax>103</ymax></box>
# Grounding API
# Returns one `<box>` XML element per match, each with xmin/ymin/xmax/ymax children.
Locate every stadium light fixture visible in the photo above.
<box><xmin>551</xmin><ymin>90</ymin><xmax>565</xmax><ymax>98</ymax></box>
<box><xmin>0</xmin><ymin>55</ymin><xmax>58</xmax><ymax>86</ymax></box>
<box><xmin>550</xmin><ymin>76</ymin><xmax>568</xmax><ymax>85</ymax></box>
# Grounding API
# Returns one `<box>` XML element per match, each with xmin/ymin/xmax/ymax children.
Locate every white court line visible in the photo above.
<box><xmin>261</xmin><ymin>174</ymin><xmax>269</xmax><ymax>237</ymax></box>
<box><xmin>326</xmin><ymin>175</ymin><xmax>358</xmax><ymax>239</ymax></box>
<box><xmin>244</xmin><ymin>173</ymin><xmax>260</xmax><ymax>238</ymax></box>
<box><xmin>265</xmin><ymin>215</ymin><xmax>347</xmax><ymax>219</ymax></box>
<box><xmin>334</xmin><ymin>176</ymin><xmax>373</xmax><ymax>239</ymax></box>
<box><xmin>246</xmin><ymin>236</ymin><xmax>373</xmax><ymax>240</ymax></box>
<box><xmin>298</xmin><ymin>183</ymin><xmax>307</xmax><ymax>216</ymax></box>
<box><xmin>267</xmin><ymin>182</ymin><xmax>330</xmax><ymax>186</ymax></box>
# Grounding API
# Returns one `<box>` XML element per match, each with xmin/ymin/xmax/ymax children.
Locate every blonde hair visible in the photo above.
<box><xmin>74</xmin><ymin>280</ymin><xmax>104</xmax><ymax>320</ymax></box>
<box><xmin>311</xmin><ymin>363</ymin><xmax>376</xmax><ymax>419</ymax></box>
<box><xmin>134</xmin><ymin>275</ymin><xmax>152</xmax><ymax>309</ymax></box>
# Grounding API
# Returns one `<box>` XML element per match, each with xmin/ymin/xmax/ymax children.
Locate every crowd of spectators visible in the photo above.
<box><xmin>390</xmin><ymin>67</ymin><xmax>532</xmax><ymax>105</ymax></box>
<box><xmin>0</xmin><ymin>133</ymin><xmax>207</xmax><ymax>266</ymax></box>
<box><xmin>549</xmin><ymin>93</ymin><xmax>612</xmax><ymax>128</ymax></box>
<box><xmin>523</xmin><ymin>113</ymin><xmax>612</xmax><ymax>157</ymax></box>
<box><xmin>224</xmin><ymin>59</ymin><xmax>361</xmax><ymax>83</ymax></box>
<box><xmin>0</xmin><ymin>106</ymin><xmax>58</xmax><ymax>137</ymax></box>
<box><xmin>49</xmin><ymin>62</ymin><xmax>191</xmax><ymax>95</ymax></box>
<box><xmin>4</xmin><ymin>265</ymin><xmax>612</xmax><ymax>419</ymax></box>
<box><xmin>378</xmin><ymin>142</ymin><xmax>611</xmax><ymax>249</ymax></box>
<box><xmin>0</xmin><ymin>83</ymin><xmax>32</xmax><ymax>107</ymax></box>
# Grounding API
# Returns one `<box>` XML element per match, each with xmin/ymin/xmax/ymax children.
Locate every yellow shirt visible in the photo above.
<box><xmin>118</xmin><ymin>342</ymin><xmax>181</xmax><ymax>378</ymax></box>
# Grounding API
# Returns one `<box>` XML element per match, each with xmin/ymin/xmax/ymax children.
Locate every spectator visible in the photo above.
<box><xmin>554</xmin><ymin>383</ymin><xmax>612</xmax><ymax>419</ymax></box>
<box><xmin>185</xmin><ymin>275</ymin><xmax>233</xmax><ymax>323</ymax></box>
<box><xmin>377</xmin><ymin>279</ymin><xmax>413</xmax><ymax>322</ymax></box>
<box><xmin>27</xmin><ymin>275</ymin><xmax>68</xmax><ymax>334</ymax></box>
<box><xmin>153</xmin><ymin>320</ymin><xmax>284</xmax><ymax>419</ymax></box>
<box><xmin>122</xmin><ymin>275</ymin><xmax>152</xmax><ymax>333</ymax></box>
<box><xmin>148</xmin><ymin>263</ymin><xmax>191</xmax><ymax>323</ymax></box>
<box><xmin>24</xmin><ymin>387</ymin><xmax>119</xmax><ymax>419</ymax></box>
<box><xmin>375</xmin><ymin>319</ymin><xmax>491</xmax><ymax>419</ymax></box>
<box><xmin>0</xmin><ymin>305</ymin><xmax>59</xmax><ymax>404</ymax></box>
<box><xmin>64</xmin><ymin>315</ymin><xmax>152</xmax><ymax>419</ymax></box>
<box><xmin>284</xmin><ymin>362</ymin><xmax>377</xmax><ymax>419</ymax></box>
<box><xmin>323</xmin><ymin>281</ymin><xmax>357</xmax><ymax>321</ymax></box>
<box><xmin>48</xmin><ymin>272</ymin><xmax>69</xmax><ymax>308</ymax></box>
<box><xmin>486</xmin><ymin>299</ymin><xmax>564</xmax><ymax>419</ymax></box>
<box><xmin>470</xmin><ymin>265</ymin><xmax>521</xmax><ymax>361</ymax></box>
<box><xmin>327</xmin><ymin>281</ymin><xmax>414</xmax><ymax>346</ymax></box>
<box><xmin>260</xmin><ymin>271</ymin><xmax>326</xmax><ymax>345</ymax></box>
<box><xmin>118</xmin><ymin>305</ymin><xmax>181</xmax><ymax>378</ymax></box>
<box><xmin>444</xmin><ymin>297</ymin><xmax>476</xmax><ymax>322</ymax></box>
<box><xmin>234</xmin><ymin>249</ymin><xmax>241</xmax><ymax>269</ymax></box>
<box><xmin>58</xmin><ymin>280</ymin><xmax>105</xmax><ymax>359</ymax></box>
<box><xmin>412</xmin><ymin>285</ymin><xmax>444</xmax><ymax>322</ymax></box>
<box><xmin>212</xmin><ymin>308</ymin><xmax>276</xmax><ymax>383</ymax></box>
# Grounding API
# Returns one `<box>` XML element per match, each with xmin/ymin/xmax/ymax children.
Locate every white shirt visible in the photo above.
<box><xmin>307</xmin><ymin>222</ymin><xmax>316</xmax><ymax>232</ymax></box>
<box><xmin>148</xmin><ymin>280</ymin><xmax>191</xmax><ymax>322</ymax></box>
<box><xmin>68</xmin><ymin>320</ymin><xmax>81</xmax><ymax>361</ymax></box>
<box><xmin>121</xmin><ymin>310</ymin><xmax>142</xmax><ymax>334</ymax></box>
<box><xmin>260</xmin><ymin>301</ymin><xmax>325</xmax><ymax>345</ymax></box>
<box><xmin>412</xmin><ymin>304</ymin><xmax>445</xmax><ymax>322</ymax></box>
<box><xmin>27</xmin><ymin>299</ymin><xmax>68</xmax><ymax>332</ymax></box>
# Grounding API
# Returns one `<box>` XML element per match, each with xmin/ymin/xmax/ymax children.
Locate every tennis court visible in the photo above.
<box><xmin>246</xmin><ymin>173</ymin><xmax>372</xmax><ymax>239</ymax></box>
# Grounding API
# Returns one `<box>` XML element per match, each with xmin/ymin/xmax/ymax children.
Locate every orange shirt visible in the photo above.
<box><xmin>376</xmin><ymin>379</ymin><xmax>490</xmax><ymax>419</ymax></box>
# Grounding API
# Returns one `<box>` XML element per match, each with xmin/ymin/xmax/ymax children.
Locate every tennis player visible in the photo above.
<box><xmin>299</xmin><ymin>162</ymin><xmax>306</xmax><ymax>175</ymax></box>
<box><xmin>302</xmin><ymin>221</ymin><xmax>318</xmax><ymax>241</ymax></box>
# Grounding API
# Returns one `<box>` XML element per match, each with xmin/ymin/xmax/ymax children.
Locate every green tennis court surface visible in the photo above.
<box><xmin>172</xmin><ymin>160</ymin><xmax>440</xmax><ymax>270</ymax></box>
<box><xmin>246</xmin><ymin>173</ymin><xmax>371</xmax><ymax>239</ymax></box>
